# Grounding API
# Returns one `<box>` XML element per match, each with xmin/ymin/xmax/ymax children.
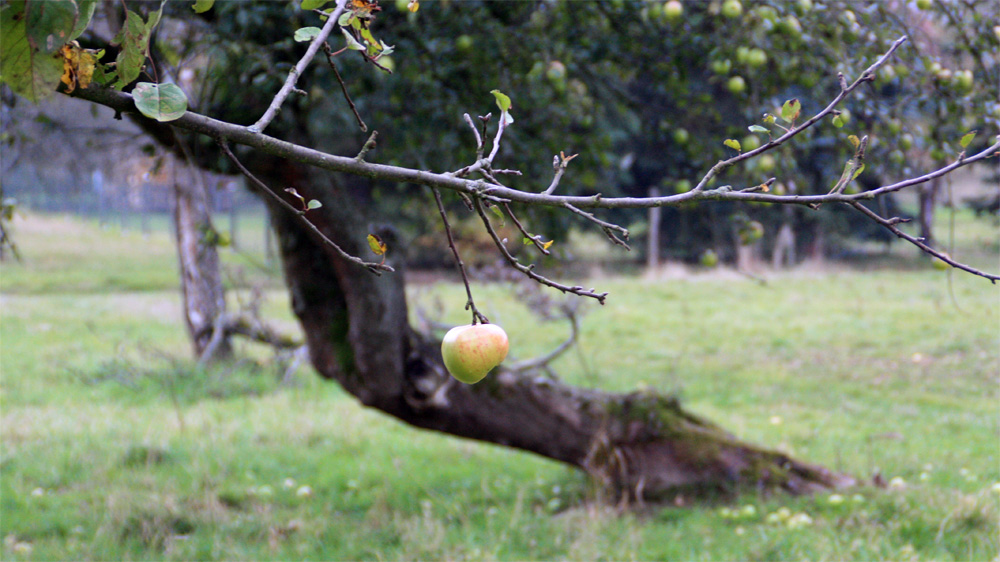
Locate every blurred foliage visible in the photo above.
<box><xmin>130</xmin><ymin>0</ymin><xmax>1000</xmax><ymax>263</ymax></box>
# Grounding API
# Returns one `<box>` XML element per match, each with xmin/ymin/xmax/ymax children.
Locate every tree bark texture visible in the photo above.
<box><xmin>256</xmin><ymin>158</ymin><xmax>854</xmax><ymax>500</ymax></box>
<box><xmin>172</xmin><ymin>165</ymin><xmax>231</xmax><ymax>361</ymax></box>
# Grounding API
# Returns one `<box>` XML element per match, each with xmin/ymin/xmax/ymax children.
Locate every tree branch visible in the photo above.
<box><xmin>65</xmin><ymin>31</ymin><xmax>999</xmax><ymax>285</ymax></box>
<box><xmin>249</xmin><ymin>0</ymin><xmax>348</xmax><ymax>133</ymax></box>
<box><xmin>473</xmin><ymin>197</ymin><xmax>609</xmax><ymax>304</ymax></box>
<box><xmin>68</xmin><ymin>86</ymin><xmax>998</xmax><ymax>213</ymax></box>
<box><xmin>322</xmin><ymin>42</ymin><xmax>367</xmax><ymax>132</ymax></box>
<box><xmin>217</xmin><ymin>139</ymin><xmax>393</xmax><ymax>275</ymax></box>
<box><xmin>848</xmin><ymin>202</ymin><xmax>999</xmax><ymax>283</ymax></box>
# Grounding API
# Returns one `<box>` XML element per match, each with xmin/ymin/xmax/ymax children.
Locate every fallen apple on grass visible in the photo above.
<box><xmin>441</xmin><ymin>323</ymin><xmax>509</xmax><ymax>384</ymax></box>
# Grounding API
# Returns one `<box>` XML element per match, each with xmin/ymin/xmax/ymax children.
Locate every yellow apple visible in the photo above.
<box><xmin>441</xmin><ymin>324</ymin><xmax>509</xmax><ymax>384</ymax></box>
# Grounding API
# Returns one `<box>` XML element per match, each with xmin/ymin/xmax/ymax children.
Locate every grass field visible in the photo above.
<box><xmin>1</xmin><ymin>211</ymin><xmax>998</xmax><ymax>561</ymax></box>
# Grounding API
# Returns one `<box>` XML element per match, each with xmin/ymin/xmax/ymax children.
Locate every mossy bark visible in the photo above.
<box><xmin>257</xmin><ymin>158</ymin><xmax>854</xmax><ymax>502</ymax></box>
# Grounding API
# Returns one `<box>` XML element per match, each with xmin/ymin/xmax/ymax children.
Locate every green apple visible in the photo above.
<box><xmin>711</xmin><ymin>59</ymin><xmax>732</xmax><ymax>75</ymax></box>
<box><xmin>673</xmin><ymin>127</ymin><xmax>690</xmax><ymax>145</ymax></box>
<box><xmin>741</xmin><ymin>134</ymin><xmax>762</xmax><ymax>151</ymax></box>
<box><xmin>899</xmin><ymin>133</ymin><xmax>914</xmax><ymax>150</ymax></box>
<box><xmin>758</xmin><ymin>154</ymin><xmax>776</xmax><ymax>172</ymax></box>
<box><xmin>663</xmin><ymin>0</ymin><xmax>683</xmax><ymax>21</ymax></box>
<box><xmin>747</xmin><ymin>48</ymin><xmax>767</xmax><ymax>68</ymax></box>
<box><xmin>775</xmin><ymin>15</ymin><xmax>802</xmax><ymax>37</ymax></box>
<box><xmin>727</xmin><ymin>75</ymin><xmax>747</xmax><ymax>94</ymax></box>
<box><xmin>675</xmin><ymin>179</ymin><xmax>692</xmax><ymax>193</ymax></box>
<box><xmin>700</xmin><ymin>249</ymin><xmax>719</xmax><ymax>267</ymax></box>
<box><xmin>455</xmin><ymin>35</ymin><xmax>474</xmax><ymax>52</ymax></box>
<box><xmin>916</xmin><ymin>0</ymin><xmax>932</xmax><ymax>9</ymax></box>
<box><xmin>954</xmin><ymin>69</ymin><xmax>973</xmax><ymax>93</ymax></box>
<box><xmin>736</xmin><ymin>46</ymin><xmax>750</xmax><ymax>64</ymax></box>
<box><xmin>755</xmin><ymin>5</ymin><xmax>778</xmax><ymax>22</ymax></box>
<box><xmin>721</xmin><ymin>0</ymin><xmax>742</xmax><ymax>19</ymax></box>
<box><xmin>441</xmin><ymin>324</ymin><xmax>509</xmax><ymax>384</ymax></box>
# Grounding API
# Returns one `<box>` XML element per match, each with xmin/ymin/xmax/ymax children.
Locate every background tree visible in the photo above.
<box><xmin>2</xmin><ymin>0</ymin><xmax>997</xmax><ymax>500</ymax></box>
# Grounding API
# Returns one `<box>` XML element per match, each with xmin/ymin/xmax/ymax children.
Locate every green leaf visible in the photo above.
<box><xmin>26</xmin><ymin>0</ymin><xmax>78</xmax><ymax>54</ymax></box>
<box><xmin>523</xmin><ymin>237</ymin><xmax>532</xmax><ymax>245</ymax></box>
<box><xmin>489</xmin><ymin>204</ymin><xmax>505</xmax><ymax>227</ymax></box>
<box><xmin>341</xmin><ymin>28</ymin><xmax>366</xmax><ymax>51</ymax></box>
<box><xmin>0</xmin><ymin>0</ymin><xmax>65</xmax><ymax>102</ymax></box>
<box><xmin>724</xmin><ymin>138</ymin><xmax>741</xmax><ymax>152</ymax></box>
<box><xmin>378</xmin><ymin>41</ymin><xmax>394</xmax><ymax>56</ymax></box>
<box><xmin>851</xmin><ymin>163</ymin><xmax>865</xmax><ymax>181</ymax></box>
<box><xmin>301</xmin><ymin>0</ymin><xmax>330</xmax><ymax>9</ymax></box>
<box><xmin>145</xmin><ymin>0</ymin><xmax>166</xmax><ymax>32</ymax></box>
<box><xmin>490</xmin><ymin>89</ymin><xmax>512</xmax><ymax>112</ymax></box>
<box><xmin>762</xmin><ymin>113</ymin><xmax>776</xmax><ymax>125</ymax></box>
<box><xmin>70</xmin><ymin>0</ymin><xmax>98</xmax><ymax>41</ymax></box>
<box><xmin>132</xmin><ymin>82</ymin><xmax>188</xmax><ymax>122</ymax></box>
<box><xmin>307</xmin><ymin>199</ymin><xmax>323</xmax><ymax>210</ymax></box>
<box><xmin>294</xmin><ymin>27</ymin><xmax>321</xmax><ymax>42</ymax></box>
<box><xmin>113</xmin><ymin>10</ymin><xmax>151</xmax><ymax>86</ymax></box>
<box><xmin>748</xmin><ymin>125</ymin><xmax>769</xmax><ymax>133</ymax></box>
<box><xmin>848</xmin><ymin>134</ymin><xmax>860</xmax><ymax>150</ymax></box>
<box><xmin>959</xmin><ymin>130</ymin><xmax>976</xmax><ymax>149</ymax></box>
<box><xmin>780</xmin><ymin>98</ymin><xmax>801</xmax><ymax>123</ymax></box>
<box><xmin>832</xmin><ymin>115</ymin><xmax>845</xmax><ymax>128</ymax></box>
<box><xmin>337</xmin><ymin>12</ymin><xmax>352</xmax><ymax>26</ymax></box>
<box><xmin>367</xmin><ymin>233</ymin><xmax>386</xmax><ymax>256</ymax></box>
<box><xmin>191</xmin><ymin>0</ymin><xmax>215</xmax><ymax>14</ymax></box>
<box><xmin>360</xmin><ymin>26</ymin><xmax>376</xmax><ymax>45</ymax></box>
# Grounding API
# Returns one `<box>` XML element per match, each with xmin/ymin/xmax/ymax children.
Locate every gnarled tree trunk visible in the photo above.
<box><xmin>172</xmin><ymin>162</ymin><xmax>231</xmax><ymax>362</ymax></box>
<box><xmin>257</xmin><ymin>157</ymin><xmax>854</xmax><ymax>501</ymax></box>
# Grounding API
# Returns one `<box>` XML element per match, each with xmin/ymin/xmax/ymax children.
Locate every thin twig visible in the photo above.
<box><xmin>503</xmin><ymin>203</ymin><xmax>550</xmax><ymax>255</ymax></box>
<box><xmin>356</xmin><ymin>130</ymin><xmax>378</xmax><ymax>161</ymax></box>
<box><xmin>218</xmin><ymin>139</ymin><xmax>393</xmax><ymax>275</ymax></box>
<box><xmin>542</xmin><ymin>151</ymin><xmax>578</xmax><ymax>196</ymax></box>
<box><xmin>474</xmin><ymin>197</ymin><xmax>609</xmax><ymax>304</ymax></box>
<box><xmin>250</xmin><ymin>0</ymin><xmax>348</xmax><ymax>133</ymax></box>
<box><xmin>486</xmin><ymin>113</ymin><xmax>507</xmax><ymax>163</ymax></box>
<box><xmin>431</xmin><ymin>187</ymin><xmax>489</xmax><ymax>325</ymax></box>
<box><xmin>463</xmin><ymin>113</ymin><xmax>483</xmax><ymax>158</ymax></box>
<box><xmin>562</xmin><ymin>202</ymin><xmax>630</xmax><ymax>249</ymax></box>
<box><xmin>848</xmin><ymin>201</ymin><xmax>998</xmax><ymax>283</ymax></box>
<box><xmin>323</xmin><ymin>43</ymin><xmax>367</xmax><ymax>132</ymax></box>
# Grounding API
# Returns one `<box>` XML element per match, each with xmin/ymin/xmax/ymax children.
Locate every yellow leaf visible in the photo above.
<box><xmin>542</xmin><ymin>239</ymin><xmax>554</xmax><ymax>251</ymax></box>
<box><xmin>59</xmin><ymin>42</ymin><xmax>100</xmax><ymax>93</ymax></box>
<box><xmin>407</xmin><ymin>0</ymin><xmax>419</xmax><ymax>11</ymax></box>
<box><xmin>367</xmin><ymin>233</ymin><xmax>386</xmax><ymax>256</ymax></box>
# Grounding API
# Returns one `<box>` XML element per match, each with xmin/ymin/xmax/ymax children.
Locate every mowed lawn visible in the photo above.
<box><xmin>1</xmin><ymin>212</ymin><xmax>998</xmax><ymax>561</ymax></box>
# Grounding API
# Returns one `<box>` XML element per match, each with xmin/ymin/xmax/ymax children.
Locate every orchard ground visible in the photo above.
<box><xmin>1</xmin><ymin>208</ymin><xmax>997</xmax><ymax>561</ymax></box>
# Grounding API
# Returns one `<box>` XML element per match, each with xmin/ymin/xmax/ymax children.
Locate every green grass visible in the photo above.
<box><xmin>1</xmin><ymin>211</ymin><xmax>998</xmax><ymax>561</ymax></box>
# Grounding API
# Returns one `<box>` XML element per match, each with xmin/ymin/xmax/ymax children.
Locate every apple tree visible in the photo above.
<box><xmin>1</xmin><ymin>0</ymin><xmax>997</xmax><ymax>500</ymax></box>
